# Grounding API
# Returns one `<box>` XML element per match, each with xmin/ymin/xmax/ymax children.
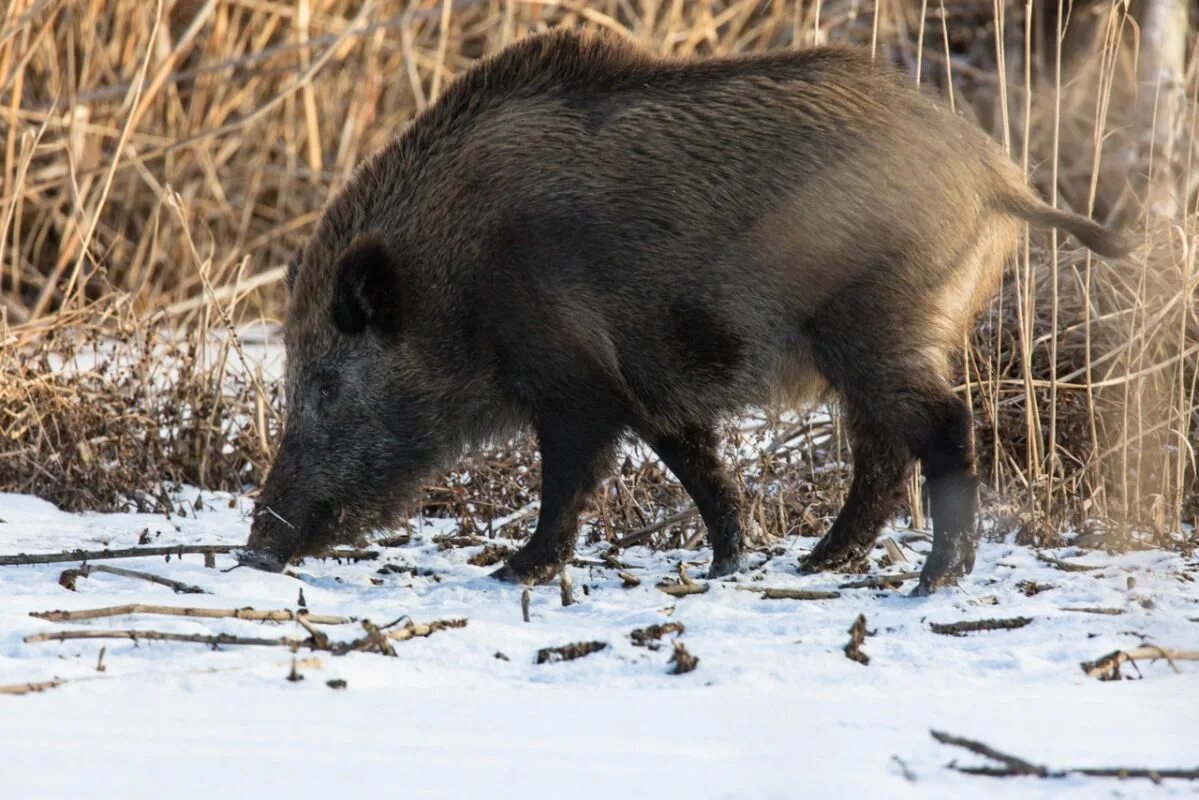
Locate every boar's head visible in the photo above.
<box><xmin>239</xmin><ymin>232</ymin><xmax>455</xmax><ymax>571</ymax></box>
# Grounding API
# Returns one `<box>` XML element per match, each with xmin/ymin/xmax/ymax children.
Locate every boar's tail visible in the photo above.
<box><xmin>999</xmin><ymin>190</ymin><xmax>1132</xmax><ymax>259</ymax></box>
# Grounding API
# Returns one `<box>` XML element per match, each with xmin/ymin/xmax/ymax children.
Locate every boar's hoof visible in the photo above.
<box><xmin>707</xmin><ymin>554</ymin><xmax>745</xmax><ymax>579</ymax></box>
<box><xmin>798</xmin><ymin>538</ymin><xmax>871</xmax><ymax>575</ymax></box>
<box><xmin>233</xmin><ymin>548</ymin><xmax>286</xmax><ymax>573</ymax></box>
<box><xmin>913</xmin><ymin>539</ymin><xmax>976</xmax><ymax>595</ymax></box>
<box><xmin>490</xmin><ymin>559</ymin><xmax>561</xmax><ymax>586</ymax></box>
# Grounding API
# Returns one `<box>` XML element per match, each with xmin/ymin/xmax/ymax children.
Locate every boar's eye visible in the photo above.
<box><xmin>317</xmin><ymin>378</ymin><xmax>339</xmax><ymax>403</ymax></box>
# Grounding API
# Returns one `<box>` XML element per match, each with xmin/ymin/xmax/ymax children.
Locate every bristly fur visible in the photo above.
<box><xmin>248</xmin><ymin>28</ymin><xmax>1128</xmax><ymax>593</ymax></box>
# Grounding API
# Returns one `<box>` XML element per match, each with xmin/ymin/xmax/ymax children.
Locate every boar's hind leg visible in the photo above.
<box><xmin>800</xmin><ymin>365</ymin><xmax>979</xmax><ymax>592</ymax></box>
<box><xmin>910</xmin><ymin>395</ymin><xmax>978</xmax><ymax>594</ymax></box>
<box><xmin>799</xmin><ymin>408</ymin><xmax>911</xmax><ymax>574</ymax></box>
<box><xmin>493</xmin><ymin>415</ymin><xmax>620</xmax><ymax>586</ymax></box>
<box><xmin>646</xmin><ymin>426</ymin><xmax>745</xmax><ymax>579</ymax></box>
<box><xmin>800</xmin><ymin>315</ymin><xmax>979</xmax><ymax>589</ymax></box>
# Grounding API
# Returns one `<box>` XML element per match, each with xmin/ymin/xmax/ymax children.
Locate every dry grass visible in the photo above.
<box><xmin>1</xmin><ymin>1</ymin><xmax>1196</xmax><ymax>552</ymax></box>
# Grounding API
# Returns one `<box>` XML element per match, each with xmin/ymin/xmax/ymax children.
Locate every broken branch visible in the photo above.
<box><xmin>930</xmin><ymin>617</ymin><xmax>1033</xmax><ymax>636</ymax></box>
<box><xmin>838</xmin><ymin>572</ymin><xmax>922</xmax><ymax>590</ymax></box>
<box><xmin>613</xmin><ymin>508</ymin><xmax>699</xmax><ymax>548</ymax></box>
<box><xmin>536</xmin><ymin>641</ymin><xmax>607</xmax><ymax>664</ymax></box>
<box><xmin>931</xmin><ymin>729</ymin><xmax>1199</xmax><ymax>781</ymax></box>
<box><xmin>30</xmin><ymin>604</ymin><xmax>350</xmax><ymax>625</ymax></box>
<box><xmin>0</xmin><ymin>544</ymin><xmax>238</xmax><ymax>566</ymax></box>
<box><xmin>24</xmin><ymin>629</ymin><xmax>302</xmax><ymax>648</ymax></box>
<box><xmin>1081</xmin><ymin>646</ymin><xmax>1199</xmax><ymax>680</ymax></box>
<box><xmin>0</xmin><ymin>679</ymin><xmax>66</xmax><ymax>696</ymax></box>
<box><xmin>60</xmin><ymin>564</ymin><xmax>206</xmax><ymax>594</ymax></box>
<box><xmin>1035</xmin><ymin>553</ymin><xmax>1099</xmax><ymax>572</ymax></box>
<box><xmin>386</xmin><ymin>618</ymin><xmax>468</xmax><ymax>643</ymax></box>
<box><xmin>655</xmin><ymin>581</ymin><xmax>709</xmax><ymax>597</ymax></box>
<box><xmin>737</xmin><ymin>587</ymin><xmax>840</xmax><ymax>600</ymax></box>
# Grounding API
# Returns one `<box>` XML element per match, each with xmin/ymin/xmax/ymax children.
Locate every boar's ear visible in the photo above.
<box><xmin>330</xmin><ymin>233</ymin><xmax>403</xmax><ymax>335</ymax></box>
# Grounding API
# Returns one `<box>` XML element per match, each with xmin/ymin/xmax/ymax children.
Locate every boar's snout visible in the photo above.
<box><xmin>239</xmin><ymin>504</ymin><xmax>301</xmax><ymax>572</ymax></box>
<box><xmin>241</xmin><ymin>444</ymin><xmax>337</xmax><ymax>571</ymax></box>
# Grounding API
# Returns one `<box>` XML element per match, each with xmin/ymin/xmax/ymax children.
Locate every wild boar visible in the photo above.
<box><xmin>238</xmin><ymin>28</ymin><xmax>1128</xmax><ymax>593</ymax></box>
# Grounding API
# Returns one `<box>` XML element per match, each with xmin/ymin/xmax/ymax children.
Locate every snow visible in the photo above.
<box><xmin>1</xmin><ymin>488</ymin><xmax>1196</xmax><ymax>799</ymax></box>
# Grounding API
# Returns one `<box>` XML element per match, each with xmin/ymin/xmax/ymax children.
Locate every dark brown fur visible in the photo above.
<box><xmin>241</xmin><ymin>29</ymin><xmax>1129</xmax><ymax>592</ymax></box>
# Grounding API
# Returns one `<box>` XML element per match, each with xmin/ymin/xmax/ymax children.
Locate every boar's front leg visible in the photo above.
<box><xmin>645</xmin><ymin>426</ymin><xmax>745</xmax><ymax>578</ymax></box>
<box><xmin>493</xmin><ymin>415</ymin><xmax>619</xmax><ymax>585</ymax></box>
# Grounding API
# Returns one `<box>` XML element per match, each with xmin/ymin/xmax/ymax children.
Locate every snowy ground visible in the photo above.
<box><xmin>1</xmin><ymin>489</ymin><xmax>1197</xmax><ymax>799</ymax></box>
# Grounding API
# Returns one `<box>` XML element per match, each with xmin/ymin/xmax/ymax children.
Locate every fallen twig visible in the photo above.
<box><xmin>839</xmin><ymin>572</ymin><xmax>922</xmax><ymax>590</ymax></box>
<box><xmin>1081</xmin><ymin>646</ymin><xmax>1199</xmax><ymax>680</ymax></box>
<box><xmin>60</xmin><ymin>564</ymin><xmax>206</xmax><ymax>594</ymax></box>
<box><xmin>536</xmin><ymin>641</ymin><xmax>607</xmax><ymax>664</ymax></box>
<box><xmin>0</xmin><ymin>679</ymin><xmax>65</xmax><ymax>696</ymax></box>
<box><xmin>1</xmin><ymin>544</ymin><xmax>376</xmax><ymax>568</ymax></box>
<box><xmin>737</xmin><ymin>586</ymin><xmax>840</xmax><ymax>600</ymax></box>
<box><xmin>613</xmin><ymin>508</ymin><xmax>699</xmax><ymax>548</ymax></box>
<box><xmin>434</xmin><ymin>535</ymin><xmax>489</xmax><ymax>549</ymax></box>
<box><xmin>1062</xmin><ymin>607</ymin><xmax>1125</xmax><ymax>615</ymax></box>
<box><xmin>316</xmin><ymin>549</ymin><xmax>379</xmax><ymax>563</ymax></box>
<box><xmin>931</xmin><ymin>729</ymin><xmax>1199</xmax><ymax>781</ymax></box>
<box><xmin>24</xmin><ymin>629</ymin><xmax>302</xmax><ymax>648</ymax></box>
<box><xmin>0</xmin><ymin>544</ymin><xmax>237</xmax><ymax>566</ymax></box>
<box><xmin>1035</xmin><ymin>553</ymin><xmax>1099</xmax><ymax>572</ymax></box>
<box><xmin>24</xmin><ymin>617</ymin><xmax>466</xmax><ymax>655</ymax></box>
<box><xmin>30</xmin><ymin>604</ymin><xmax>350</xmax><ymax>625</ymax></box>
<box><xmin>931</xmin><ymin>730</ymin><xmax>1048</xmax><ymax>776</ymax></box>
<box><xmin>930</xmin><ymin>617</ymin><xmax>1033</xmax><ymax>636</ymax></box>
<box><xmin>844</xmin><ymin>613</ymin><xmax>872</xmax><ymax>665</ymax></box>
<box><xmin>617</xmin><ymin>571</ymin><xmax>641</xmax><ymax>588</ymax></box>
<box><xmin>655</xmin><ymin>581</ymin><xmax>709</xmax><ymax>597</ymax></box>
<box><xmin>386</xmin><ymin>618</ymin><xmax>467</xmax><ymax>643</ymax></box>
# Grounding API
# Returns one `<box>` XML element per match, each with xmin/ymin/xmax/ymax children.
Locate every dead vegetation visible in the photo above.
<box><xmin>931</xmin><ymin>729</ymin><xmax>1199</xmax><ymax>781</ymax></box>
<box><xmin>929</xmin><ymin>616</ymin><xmax>1033</xmax><ymax>636</ymax></box>
<box><xmin>630</xmin><ymin>621</ymin><xmax>685</xmax><ymax>647</ymax></box>
<box><xmin>535</xmin><ymin>640</ymin><xmax>607</xmax><ymax>664</ymax></box>
<box><xmin>667</xmin><ymin>641</ymin><xmax>699</xmax><ymax>674</ymax></box>
<box><xmin>1080</xmin><ymin>645</ymin><xmax>1199</xmax><ymax>680</ymax></box>
<box><xmin>843</xmin><ymin>613</ymin><xmax>872</xmax><ymax>665</ymax></box>
<box><xmin>23</xmin><ymin>615</ymin><xmax>468</xmax><ymax>655</ymax></box>
<box><xmin>0</xmin><ymin>0</ymin><xmax>1196</xmax><ymax>558</ymax></box>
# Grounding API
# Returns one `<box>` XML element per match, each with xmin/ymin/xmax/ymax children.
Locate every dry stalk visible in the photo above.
<box><xmin>839</xmin><ymin>572</ymin><xmax>922</xmax><ymax>590</ymax></box>
<box><xmin>737</xmin><ymin>586</ymin><xmax>841</xmax><ymax>600</ymax></box>
<box><xmin>0</xmin><ymin>545</ymin><xmax>238</xmax><ymax>566</ymax></box>
<box><xmin>30</xmin><ymin>604</ymin><xmax>350</xmax><ymax>625</ymax></box>
<box><xmin>59</xmin><ymin>564</ymin><xmax>206</xmax><ymax>594</ymax></box>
